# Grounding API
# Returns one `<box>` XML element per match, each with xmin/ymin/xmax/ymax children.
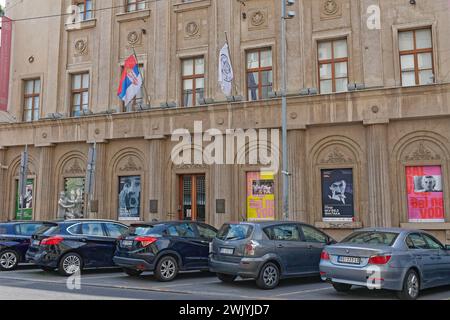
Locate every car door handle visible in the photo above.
<box><xmin>80</xmin><ymin>238</ymin><xmax>87</xmax><ymax>242</ymax></box>
<box><xmin>277</xmin><ymin>244</ymin><xmax>284</xmax><ymax>248</ymax></box>
<box><xmin>415</xmin><ymin>255</ymin><xmax>423</xmax><ymax>259</ymax></box>
<box><xmin>307</xmin><ymin>245</ymin><xmax>313</xmax><ymax>249</ymax></box>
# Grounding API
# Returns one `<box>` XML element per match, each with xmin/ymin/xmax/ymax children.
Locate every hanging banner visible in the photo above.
<box><xmin>0</xmin><ymin>16</ymin><xmax>12</xmax><ymax>111</ymax></box>
<box><xmin>406</xmin><ymin>166</ymin><xmax>445</xmax><ymax>222</ymax></box>
<box><xmin>321</xmin><ymin>169</ymin><xmax>355</xmax><ymax>222</ymax></box>
<box><xmin>118</xmin><ymin>176</ymin><xmax>141</xmax><ymax>221</ymax></box>
<box><xmin>246</xmin><ymin>172</ymin><xmax>275</xmax><ymax>221</ymax></box>
<box><xmin>15</xmin><ymin>179</ymin><xmax>34</xmax><ymax>221</ymax></box>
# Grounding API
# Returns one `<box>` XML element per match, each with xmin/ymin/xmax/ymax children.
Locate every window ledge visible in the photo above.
<box><xmin>400</xmin><ymin>223</ymin><xmax>450</xmax><ymax>230</ymax></box>
<box><xmin>315</xmin><ymin>221</ymin><xmax>363</xmax><ymax>229</ymax></box>
<box><xmin>65</xmin><ymin>19</ymin><xmax>97</xmax><ymax>32</ymax></box>
<box><xmin>116</xmin><ymin>9</ymin><xmax>151</xmax><ymax>23</ymax></box>
<box><xmin>173</xmin><ymin>0</ymin><xmax>211</xmax><ymax>13</ymax></box>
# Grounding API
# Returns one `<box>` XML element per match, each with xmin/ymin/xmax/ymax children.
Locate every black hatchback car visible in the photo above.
<box><xmin>113</xmin><ymin>221</ymin><xmax>218</xmax><ymax>281</ymax></box>
<box><xmin>0</xmin><ymin>221</ymin><xmax>48</xmax><ymax>271</ymax></box>
<box><xmin>25</xmin><ymin>219</ymin><xmax>129</xmax><ymax>276</ymax></box>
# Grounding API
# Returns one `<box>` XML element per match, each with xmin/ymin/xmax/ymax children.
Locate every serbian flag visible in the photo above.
<box><xmin>117</xmin><ymin>55</ymin><xmax>143</xmax><ymax>106</ymax></box>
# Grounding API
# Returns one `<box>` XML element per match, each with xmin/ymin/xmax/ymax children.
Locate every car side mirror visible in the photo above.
<box><xmin>327</xmin><ymin>238</ymin><xmax>336</xmax><ymax>245</ymax></box>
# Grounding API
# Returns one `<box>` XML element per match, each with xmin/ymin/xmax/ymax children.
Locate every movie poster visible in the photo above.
<box><xmin>406</xmin><ymin>166</ymin><xmax>445</xmax><ymax>222</ymax></box>
<box><xmin>321</xmin><ymin>169</ymin><xmax>354</xmax><ymax>222</ymax></box>
<box><xmin>118</xmin><ymin>176</ymin><xmax>141</xmax><ymax>221</ymax></box>
<box><xmin>15</xmin><ymin>179</ymin><xmax>34</xmax><ymax>220</ymax></box>
<box><xmin>247</xmin><ymin>172</ymin><xmax>275</xmax><ymax>221</ymax></box>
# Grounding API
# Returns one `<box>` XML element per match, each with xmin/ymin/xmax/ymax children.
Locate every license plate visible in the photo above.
<box><xmin>220</xmin><ymin>247</ymin><xmax>234</xmax><ymax>255</ymax></box>
<box><xmin>122</xmin><ymin>240</ymin><xmax>133</xmax><ymax>247</ymax></box>
<box><xmin>32</xmin><ymin>240</ymin><xmax>40</xmax><ymax>246</ymax></box>
<box><xmin>338</xmin><ymin>256</ymin><xmax>361</xmax><ymax>265</ymax></box>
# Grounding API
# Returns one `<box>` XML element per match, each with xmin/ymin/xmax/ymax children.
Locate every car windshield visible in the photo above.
<box><xmin>217</xmin><ymin>224</ymin><xmax>253</xmax><ymax>241</ymax></box>
<box><xmin>35</xmin><ymin>224</ymin><xmax>59</xmax><ymax>236</ymax></box>
<box><xmin>341</xmin><ymin>231</ymin><xmax>399</xmax><ymax>246</ymax></box>
<box><xmin>130</xmin><ymin>224</ymin><xmax>166</xmax><ymax>237</ymax></box>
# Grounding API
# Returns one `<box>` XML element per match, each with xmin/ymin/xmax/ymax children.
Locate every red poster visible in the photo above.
<box><xmin>406</xmin><ymin>166</ymin><xmax>445</xmax><ymax>222</ymax></box>
<box><xmin>0</xmin><ymin>16</ymin><xmax>12</xmax><ymax>111</ymax></box>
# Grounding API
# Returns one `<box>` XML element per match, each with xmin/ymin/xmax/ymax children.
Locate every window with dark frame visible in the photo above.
<box><xmin>126</xmin><ymin>0</ymin><xmax>146</xmax><ymax>12</ymax></box>
<box><xmin>246</xmin><ymin>48</ymin><xmax>273</xmax><ymax>101</ymax></box>
<box><xmin>74</xmin><ymin>0</ymin><xmax>93</xmax><ymax>21</ymax></box>
<box><xmin>120</xmin><ymin>64</ymin><xmax>145</xmax><ymax>112</ymax></box>
<box><xmin>71</xmin><ymin>73</ymin><xmax>90</xmax><ymax>117</ymax></box>
<box><xmin>23</xmin><ymin>79</ymin><xmax>41</xmax><ymax>122</ymax></box>
<box><xmin>182</xmin><ymin>57</ymin><xmax>205</xmax><ymax>107</ymax></box>
<box><xmin>318</xmin><ymin>39</ymin><xmax>349</xmax><ymax>94</ymax></box>
<box><xmin>399</xmin><ymin>28</ymin><xmax>434</xmax><ymax>86</ymax></box>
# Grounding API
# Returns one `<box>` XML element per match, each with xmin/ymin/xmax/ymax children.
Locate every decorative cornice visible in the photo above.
<box><xmin>404</xmin><ymin>143</ymin><xmax>441</xmax><ymax>161</ymax></box>
<box><xmin>119</xmin><ymin>157</ymin><xmax>142</xmax><ymax>172</ymax></box>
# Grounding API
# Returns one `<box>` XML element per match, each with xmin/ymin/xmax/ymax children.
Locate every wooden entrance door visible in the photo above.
<box><xmin>179</xmin><ymin>174</ymin><xmax>206</xmax><ymax>222</ymax></box>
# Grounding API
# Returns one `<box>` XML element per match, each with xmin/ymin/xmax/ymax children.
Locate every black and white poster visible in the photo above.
<box><xmin>321</xmin><ymin>169</ymin><xmax>354</xmax><ymax>222</ymax></box>
<box><xmin>118</xmin><ymin>176</ymin><xmax>141</xmax><ymax>221</ymax></box>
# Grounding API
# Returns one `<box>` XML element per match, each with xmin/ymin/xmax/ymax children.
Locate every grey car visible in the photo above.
<box><xmin>319</xmin><ymin>228</ymin><xmax>450</xmax><ymax>300</ymax></box>
<box><xmin>209</xmin><ymin>221</ymin><xmax>335</xmax><ymax>289</ymax></box>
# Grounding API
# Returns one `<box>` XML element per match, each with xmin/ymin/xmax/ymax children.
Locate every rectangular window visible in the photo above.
<box><xmin>71</xmin><ymin>72</ymin><xmax>90</xmax><ymax>117</ymax></box>
<box><xmin>246</xmin><ymin>48</ymin><xmax>273</xmax><ymax>101</ymax></box>
<box><xmin>126</xmin><ymin>0</ymin><xmax>146</xmax><ymax>12</ymax></box>
<box><xmin>23</xmin><ymin>79</ymin><xmax>41</xmax><ymax>122</ymax></box>
<box><xmin>121</xmin><ymin>64</ymin><xmax>145</xmax><ymax>112</ymax></box>
<box><xmin>182</xmin><ymin>57</ymin><xmax>205</xmax><ymax>107</ymax></box>
<box><xmin>318</xmin><ymin>39</ymin><xmax>348</xmax><ymax>94</ymax></box>
<box><xmin>399</xmin><ymin>28</ymin><xmax>434</xmax><ymax>86</ymax></box>
<box><xmin>75</xmin><ymin>0</ymin><xmax>93</xmax><ymax>21</ymax></box>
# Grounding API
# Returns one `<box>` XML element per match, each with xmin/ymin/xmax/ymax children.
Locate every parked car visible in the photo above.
<box><xmin>113</xmin><ymin>221</ymin><xmax>218</xmax><ymax>281</ymax></box>
<box><xmin>209</xmin><ymin>221</ymin><xmax>335</xmax><ymax>289</ymax></box>
<box><xmin>0</xmin><ymin>221</ymin><xmax>49</xmax><ymax>271</ymax></box>
<box><xmin>319</xmin><ymin>228</ymin><xmax>450</xmax><ymax>300</ymax></box>
<box><xmin>25</xmin><ymin>219</ymin><xmax>129</xmax><ymax>276</ymax></box>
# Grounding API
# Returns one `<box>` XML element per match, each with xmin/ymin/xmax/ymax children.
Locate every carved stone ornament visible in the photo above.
<box><xmin>127</xmin><ymin>31</ymin><xmax>141</xmax><ymax>46</ymax></box>
<box><xmin>320</xmin><ymin>147</ymin><xmax>353</xmax><ymax>164</ymax></box>
<box><xmin>74</xmin><ymin>39</ymin><xmax>88</xmax><ymax>56</ymax></box>
<box><xmin>174</xmin><ymin>163</ymin><xmax>208</xmax><ymax>170</ymax></box>
<box><xmin>404</xmin><ymin>142</ymin><xmax>441</xmax><ymax>161</ymax></box>
<box><xmin>65</xmin><ymin>159</ymin><xmax>86</xmax><ymax>175</ymax></box>
<box><xmin>185</xmin><ymin>21</ymin><xmax>200</xmax><ymax>38</ymax></box>
<box><xmin>250</xmin><ymin>10</ymin><xmax>265</xmax><ymax>27</ymax></box>
<box><xmin>119</xmin><ymin>157</ymin><xmax>142</xmax><ymax>172</ymax></box>
<box><xmin>323</xmin><ymin>0</ymin><xmax>339</xmax><ymax>15</ymax></box>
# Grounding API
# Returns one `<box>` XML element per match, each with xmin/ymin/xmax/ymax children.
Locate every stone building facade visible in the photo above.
<box><xmin>1</xmin><ymin>0</ymin><xmax>450</xmax><ymax>242</ymax></box>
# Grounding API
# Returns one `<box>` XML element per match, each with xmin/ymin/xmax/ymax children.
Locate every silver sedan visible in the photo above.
<box><xmin>319</xmin><ymin>228</ymin><xmax>450</xmax><ymax>300</ymax></box>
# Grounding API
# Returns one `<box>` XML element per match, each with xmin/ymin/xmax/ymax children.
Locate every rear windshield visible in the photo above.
<box><xmin>130</xmin><ymin>224</ymin><xmax>167</xmax><ymax>237</ymax></box>
<box><xmin>217</xmin><ymin>224</ymin><xmax>253</xmax><ymax>241</ymax></box>
<box><xmin>341</xmin><ymin>231</ymin><xmax>399</xmax><ymax>246</ymax></box>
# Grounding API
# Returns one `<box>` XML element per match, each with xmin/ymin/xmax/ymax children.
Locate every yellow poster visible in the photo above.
<box><xmin>247</xmin><ymin>172</ymin><xmax>275</xmax><ymax>221</ymax></box>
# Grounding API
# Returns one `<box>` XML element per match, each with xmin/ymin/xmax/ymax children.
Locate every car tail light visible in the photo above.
<box><xmin>135</xmin><ymin>236</ymin><xmax>158</xmax><ymax>247</ymax></box>
<box><xmin>41</xmin><ymin>236</ymin><xmax>64</xmax><ymax>246</ymax></box>
<box><xmin>244</xmin><ymin>240</ymin><xmax>259</xmax><ymax>256</ymax></box>
<box><xmin>368</xmin><ymin>255</ymin><xmax>391</xmax><ymax>265</ymax></box>
<box><xmin>320</xmin><ymin>250</ymin><xmax>330</xmax><ymax>261</ymax></box>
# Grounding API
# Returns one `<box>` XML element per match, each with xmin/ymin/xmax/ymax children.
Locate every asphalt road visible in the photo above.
<box><xmin>0</xmin><ymin>265</ymin><xmax>449</xmax><ymax>300</ymax></box>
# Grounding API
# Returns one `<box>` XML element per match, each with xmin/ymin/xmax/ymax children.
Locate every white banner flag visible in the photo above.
<box><xmin>218</xmin><ymin>43</ymin><xmax>234</xmax><ymax>96</ymax></box>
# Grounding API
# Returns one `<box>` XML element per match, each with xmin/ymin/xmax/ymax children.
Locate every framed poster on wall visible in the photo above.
<box><xmin>118</xmin><ymin>176</ymin><xmax>141</xmax><ymax>221</ymax></box>
<box><xmin>321</xmin><ymin>169</ymin><xmax>355</xmax><ymax>222</ymax></box>
<box><xmin>406</xmin><ymin>166</ymin><xmax>445</xmax><ymax>222</ymax></box>
<box><xmin>15</xmin><ymin>178</ymin><xmax>34</xmax><ymax>221</ymax></box>
<box><xmin>246</xmin><ymin>172</ymin><xmax>275</xmax><ymax>221</ymax></box>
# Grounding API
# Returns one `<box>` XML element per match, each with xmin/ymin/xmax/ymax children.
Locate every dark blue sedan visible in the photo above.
<box><xmin>0</xmin><ymin>221</ymin><xmax>48</xmax><ymax>271</ymax></box>
<box><xmin>113</xmin><ymin>221</ymin><xmax>218</xmax><ymax>281</ymax></box>
<box><xmin>26</xmin><ymin>219</ymin><xmax>129</xmax><ymax>276</ymax></box>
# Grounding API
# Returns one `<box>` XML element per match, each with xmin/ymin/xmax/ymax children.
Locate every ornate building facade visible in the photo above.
<box><xmin>1</xmin><ymin>0</ymin><xmax>450</xmax><ymax>242</ymax></box>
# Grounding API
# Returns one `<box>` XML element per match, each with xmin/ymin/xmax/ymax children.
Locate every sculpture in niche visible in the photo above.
<box><xmin>58</xmin><ymin>190</ymin><xmax>84</xmax><ymax>219</ymax></box>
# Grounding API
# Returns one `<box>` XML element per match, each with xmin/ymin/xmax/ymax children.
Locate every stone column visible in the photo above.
<box><xmin>92</xmin><ymin>142</ymin><xmax>107</xmax><ymax>219</ymax></box>
<box><xmin>35</xmin><ymin>146</ymin><xmax>54</xmax><ymax>220</ymax></box>
<box><xmin>148</xmin><ymin>138</ymin><xmax>165</xmax><ymax>221</ymax></box>
<box><xmin>287</xmin><ymin>129</ymin><xmax>307</xmax><ymax>222</ymax></box>
<box><xmin>0</xmin><ymin>148</ymin><xmax>6</xmax><ymax>220</ymax></box>
<box><xmin>366</xmin><ymin>123</ymin><xmax>392</xmax><ymax>227</ymax></box>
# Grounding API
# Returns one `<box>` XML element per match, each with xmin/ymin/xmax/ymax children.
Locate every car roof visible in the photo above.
<box><xmin>131</xmin><ymin>221</ymin><xmax>209</xmax><ymax>227</ymax></box>
<box><xmin>354</xmin><ymin>227</ymin><xmax>425</xmax><ymax>234</ymax></box>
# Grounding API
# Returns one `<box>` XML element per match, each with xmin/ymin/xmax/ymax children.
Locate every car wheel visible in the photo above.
<box><xmin>123</xmin><ymin>268</ymin><xmax>143</xmax><ymax>277</ymax></box>
<box><xmin>154</xmin><ymin>256</ymin><xmax>178</xmax><ymax>282</ymax></box>
<box><xmin>397</xmin><ymin>269</ymin><xmax>420</xmax><ymax>300</ymax></box>
<box><xmin>332</xmin><ymin>282</ymin><xmax>352</xmax><ymax>292</ymax></box>
<box><xmin>58</xmin><ymin>253</ymin><xmax>83</xmax><ymax>277</ymax></box>
<box><xmin>217</xmin><ymin>273</ymin><xmax>237</xmax><ymax>283</ymax></box>
<box><xmin>256</xmin><ymin>262</ymin><xmax>280</xmax><ymax>290</ymax></box>
<box><xmin>0</xmin><ymin>250</ymin><xmax>19</xmax><ymax>271</ymax></box>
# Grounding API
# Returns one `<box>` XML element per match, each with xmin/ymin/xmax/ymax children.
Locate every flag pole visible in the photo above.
<box><xmin>224</xmin><ymin>32</ymin><xmax>238</xmax><ymax>96</ymax></box>
<box><xmin>131</xmin><ymin>46</ymin><xmax>151</xmax><ymax>108</ymax></box>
